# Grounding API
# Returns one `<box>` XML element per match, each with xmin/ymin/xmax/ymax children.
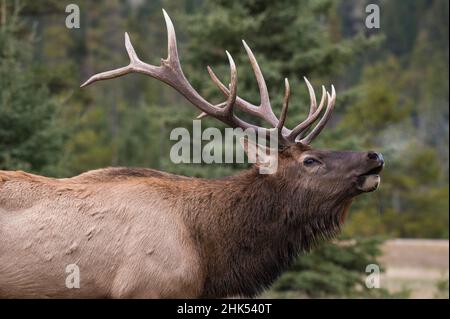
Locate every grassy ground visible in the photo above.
<box><xmin>379</xmin><ymin>239</ymin><xmax>449</xmax><ymax>298</ymax></box>
<box><xmin>261</xmin><ymin>239</ymin><xmax>449</xmax><ymax>299</ymax></box>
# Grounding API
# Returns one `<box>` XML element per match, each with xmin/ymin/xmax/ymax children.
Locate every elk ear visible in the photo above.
<box><xmin>239</xmin><ymin>137</ymin><xmax>277</xmax><ymax>167</ymax></box>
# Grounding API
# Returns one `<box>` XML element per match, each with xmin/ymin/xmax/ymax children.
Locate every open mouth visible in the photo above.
<box><xmin>356</xmin><ymin>164</ymin><xmax>384</xmax><ymax>192</ymax></box>
<box><xmin>360</xmin><ymin>164</ymin><xmax>384</xmax><ymax>177</ymax></box>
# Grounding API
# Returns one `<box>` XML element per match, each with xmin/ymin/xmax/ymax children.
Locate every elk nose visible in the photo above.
<box><xmin>367</xmin><ymin>151</ymin><xmax>384</xmax><ymax>164</ymax></box>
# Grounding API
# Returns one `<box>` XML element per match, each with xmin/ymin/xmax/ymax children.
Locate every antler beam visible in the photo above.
<box><xmin>81</xmin><ymin>9</ymin><xmax>337</xmax><ymax>146</ymax></box>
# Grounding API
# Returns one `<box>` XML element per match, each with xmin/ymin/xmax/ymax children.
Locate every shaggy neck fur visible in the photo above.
<box><xmin>176</xmin><ymin>167</ymin><xmax>352</xmax><ymax>298</ymax></box>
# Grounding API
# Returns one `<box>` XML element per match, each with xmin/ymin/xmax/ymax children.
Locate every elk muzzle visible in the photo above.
<box><xmin>356</xmin><ymin>152</ymin><xmax>384</xmax><ymax>192</ymax></box>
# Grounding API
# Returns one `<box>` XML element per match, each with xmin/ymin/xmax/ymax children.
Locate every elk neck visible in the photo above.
<box><xmin>174</xmin><ymin>166</ymin><xmax>352</xmax><ymax>298</ymax></box>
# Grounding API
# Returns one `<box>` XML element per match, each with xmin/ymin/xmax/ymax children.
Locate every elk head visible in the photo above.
<box><xmin>81</xmin><ymin>9</ymin><xmax>384</xmax><ymax>209</ymax></box>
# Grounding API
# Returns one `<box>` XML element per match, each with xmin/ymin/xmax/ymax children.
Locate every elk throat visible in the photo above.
<box><xmin>178</xmin><ymin>168</ymin><xmax>351</xmax><ymax>298</ymax></box>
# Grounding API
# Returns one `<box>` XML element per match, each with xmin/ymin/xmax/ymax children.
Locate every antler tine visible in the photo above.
<box><xmin>197</xmin><ymin>51</ymin><xmax>237</xmax><ymax>119</ymax></box>
<box><xmin>162</xmin><ymin>9</ymin><xmax>180</xmax><ymax>68</ymax></box>
<box><xmin>124</xmin><ymin>32</ymin><xmax>139</xmax><ymax>62</ymax></box>
<box><xmin>300</xmin><ymin>85</ymin><xmax>336</xmax><ymax>144</ymax></box>
<box><xmin>223</xmin><ymin>51</ymin><xmax>238</xmax><ymax>113</ymax></box>
<box><xmin>80</xmin><ymin>8</ymin><xmax>181</xmax><ymax>89</ymax></box>
<box><xmin>207</xmin><ymin>66</ymin><xmax>228</xmax><ymax>96</ymax></box>
<box><xmin>207</xmin><ymin>46</ymin><xmax>279</xmax><ymax>127</ymax></box>
<box><xmin>276</xmin><ymin>78</ymin><xmax>290</xmax><ymax>134</ymax></box>
<box><xmin>207</xmin><ymin>65</ymin><xmax>269</xmax><ymax>120</ymax></box>
<box><xmin>303</xmin><ymin>77</ymin><xmax>317</xmax><ymax>116</ymax></box>
<box><xmin>295</xmin><ymin>85</ymin><xmax>327</xmax><ymax>140</ymax></box>
<box><xmin>80</xmin><ymin>32</ymin><xmax>155</xmax><ymax>88</ymax></box>
<box><xmin>241</xmin><ymin>41</ymin><xmax>271</xmax><ymax>112</ymax></box>
<box><xmin>285</xmin><ymin>81</ymin><xmax>326</xmax><ymax>142</ymax></box>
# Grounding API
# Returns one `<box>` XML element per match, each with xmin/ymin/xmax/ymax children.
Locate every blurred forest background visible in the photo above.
<box><xmin>0</xmin><ymin>0</ymin><xmax>448</xmax><ymax>298</ymax></box>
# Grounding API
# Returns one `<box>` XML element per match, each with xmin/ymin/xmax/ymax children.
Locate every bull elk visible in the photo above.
<box><xmin>0</xmin><ymin>10</ymin><xmax>384</xmax><ymax>298</ymax></box>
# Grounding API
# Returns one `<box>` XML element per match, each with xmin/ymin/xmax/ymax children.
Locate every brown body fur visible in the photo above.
<box><xmin>0</xmin><ymin>151</ymin><xmax>361</xmax><ymax>298</ymax></box>
<box><xmin>0</xmin><ymin>168</ymin><xmax>202</xmax><ymax>298</ymax></box>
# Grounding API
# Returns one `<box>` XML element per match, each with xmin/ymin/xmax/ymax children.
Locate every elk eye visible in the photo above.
<box><xmin>303</xmin><ymin>157</ymin><xmax>320</xmax><ymax>166</ymax></box>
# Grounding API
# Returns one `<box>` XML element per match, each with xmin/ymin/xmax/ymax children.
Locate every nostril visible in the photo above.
<box><xmin>367</xmin><ymin>152</ymin><xmax>379</xmax><ymax>161</ymax></box>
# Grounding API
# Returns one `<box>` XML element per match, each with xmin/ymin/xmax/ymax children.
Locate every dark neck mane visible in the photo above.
<box><xmin>178</xmin><ymin>168</ymin><xmax>350</xmax><ymax>298</ymax></box>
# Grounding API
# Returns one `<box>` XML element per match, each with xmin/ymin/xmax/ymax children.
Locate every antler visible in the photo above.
<box><xmin>81</xmin><ymin>9</ymin><xmax>336</xmax><ymax>145</ymax></box>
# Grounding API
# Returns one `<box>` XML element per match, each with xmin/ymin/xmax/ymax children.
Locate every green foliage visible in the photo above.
<box><xmin>334</xmin><ymin>1</ymin><xmax>449</xmax><ymax>239</ymax></box>
<box><xmin>0</xmin><ymin>4</ymin><xmax>64</xmax><ymax>175</ymax></box>
<box><xmin>341</xmin><ymin>57</ymin><xmax>412</xmax><ymax>134</ymax></box>
<box><xmin>184</xmin><ymin>0</ymin><xmax>379</xmax><ymax>131</ymax></box>
<box><xmin>434</xmin><ymin>276</ymin><xmax>449</xmax><ymax>299</ymax></box>
<box><xmin>271</xmin><ymin>237</ymin><xmax>408</xmax><ymax>298</ymax></box>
